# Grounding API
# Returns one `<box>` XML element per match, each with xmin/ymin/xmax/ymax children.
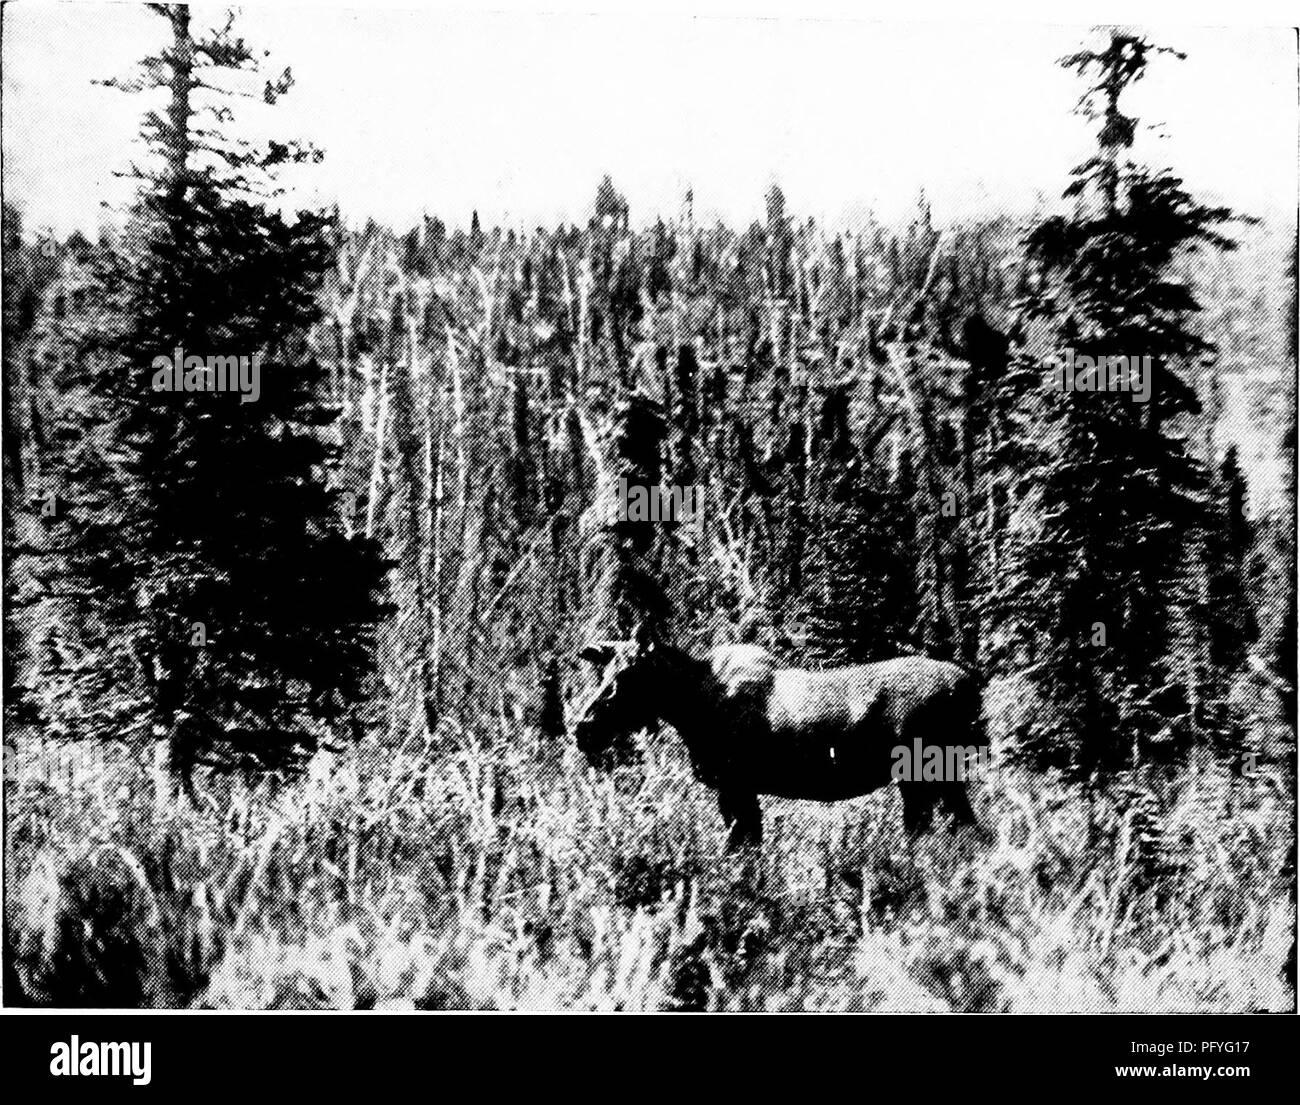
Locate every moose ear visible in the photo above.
<box><xmin>579</xmin><ymin>644</ymin><xmax>616</xmax><ymax>667</ymax></box>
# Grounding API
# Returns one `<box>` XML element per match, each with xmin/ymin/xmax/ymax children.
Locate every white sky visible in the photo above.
<box><xmin>2</xmin><ymin>0</ymin><xmax>1296</xmax><ymax>235</ymax></box>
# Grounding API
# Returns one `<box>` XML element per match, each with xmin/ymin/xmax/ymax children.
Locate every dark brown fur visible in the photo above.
<box><xmin>574</xmin><ymin>641</ymin><xmax>986</xmax><ymax>849</ymax></box>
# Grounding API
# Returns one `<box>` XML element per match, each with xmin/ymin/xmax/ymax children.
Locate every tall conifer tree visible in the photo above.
<box><xmin>1006</xmin><ymin>32</ymin><xmax>1240</xmax><ymax>779</ymax></box>
<box><xmin>58</xmin><ymin>5</ymin><xmax>388</xmax><ymax>781</ymax></box>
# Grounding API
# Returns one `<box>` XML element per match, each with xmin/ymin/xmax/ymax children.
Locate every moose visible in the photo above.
<box><xmin>573</xmin><ymin>630</ymin><xmax>987</xmax><ymax>850</ymax></box>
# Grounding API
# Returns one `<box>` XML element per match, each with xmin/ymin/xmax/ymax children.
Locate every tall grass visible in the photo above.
<box><xmin>4</xmin><ymin>723</ymin><xmax>1293</xmax><ymax>1011</ymax></box>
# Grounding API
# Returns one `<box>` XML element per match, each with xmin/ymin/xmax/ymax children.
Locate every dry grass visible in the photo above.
<box><xmin>4</xmin><ymin>722</ymin><xmax>1294</xmax><ymax>1012</ymax></box>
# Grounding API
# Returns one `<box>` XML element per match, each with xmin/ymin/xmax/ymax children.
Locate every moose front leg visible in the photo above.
<box><xmin>717</xmin><ymin>788</ymin><xmax>762</xmax><ymax>851</ymax></box>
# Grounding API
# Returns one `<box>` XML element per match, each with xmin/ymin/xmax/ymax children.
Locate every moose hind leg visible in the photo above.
<box><xmin>899</xmin><ymin>781</ymin><xmax>939</xmax><ymax>835</ymax></box>
<box><xmin>718</xmin><ymin>789</ymin><xmax>762</xmax><ymax>851</ymax></box>
<box><xmin>901</xmin><ymin>781</ymin><xmax>978</xmax><ymax>834</ymax></box>
<box><xmin>938</xmin><ymin>782</ymin><xmax>977</xmax><ymax>825</ymax></box>
<box><xmin>942</xmin><ymin>782</ymin><xmax>993</xmax><ymax>842</ymax></box>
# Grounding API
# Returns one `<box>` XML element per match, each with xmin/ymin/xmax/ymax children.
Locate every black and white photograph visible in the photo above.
<box><xmin>0</xmin><ymin>0</ymin><xmax>1295</xmax><ymax>1039</ymax></box>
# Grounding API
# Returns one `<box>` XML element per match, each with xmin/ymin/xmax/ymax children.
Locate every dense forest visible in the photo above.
<box><xmin>3</xmin><ymin>9</ymin><xmax>1295</xmax><ymax>1010</ymax></box>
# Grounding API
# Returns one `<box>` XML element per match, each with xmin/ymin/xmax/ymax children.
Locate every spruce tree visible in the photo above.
<box><xmin>1205</xmin><ymin>446</ymin><xmax>1257</xmax><ymax>674</ymax></box>
<box><xmin>59</xmin><ymin>5</ymin><xmax>388</xmax><ymax>781</ymax></box>
<box><xmin>1007</xmin><ymin>32</ymin><xmax>1240</xmax><ymax>779</ymax></box>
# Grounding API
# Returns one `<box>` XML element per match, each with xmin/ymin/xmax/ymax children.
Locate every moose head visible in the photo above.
<box><xmin>571</xmin><ymin>624</ymin><xmax>663</xmax><ymax>770</ymax></box>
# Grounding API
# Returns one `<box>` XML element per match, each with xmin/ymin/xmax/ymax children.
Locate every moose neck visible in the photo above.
<box><xmin>646</xmin><ymin>645</ymin><xmax>731</xmax><ymax>749</ymax></box>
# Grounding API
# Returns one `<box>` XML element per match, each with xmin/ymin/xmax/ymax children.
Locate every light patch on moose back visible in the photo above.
<box><xmin>847</xmin><ymin>686</ymin><xmax>883</xmax><ymax>726</ymax></box>
<box><xmin>709</xmin><ymin>643</ymin><xmax>776</xmax><ymax>697</ymax></box>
